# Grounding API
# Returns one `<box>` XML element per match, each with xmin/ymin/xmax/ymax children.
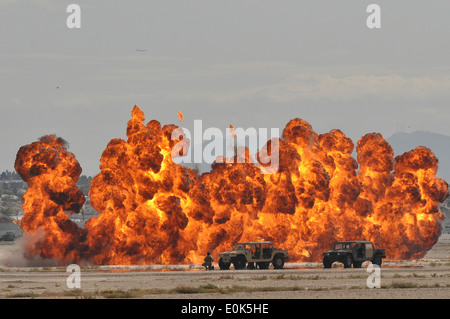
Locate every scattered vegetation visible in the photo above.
<box><xmin>388</xmin><ymin>281</ymin><xmax>418</xmax><ymax>289</ymax></box>
<box><xmin>381</xmin><ymin>281</ymin><xmax>446</xmax><ymax>289</ymax></box>
<box><xmin>3</xmin><ymin>284</ymin><xmax>309</xmax><ymax>298</ymax></box>
<box><xmin>5</xmin><ymin>278</ymin><xmax>450</xmax><ymax>299</ymax></box>
<box><xmin>6</xmin><ymin>292</ymin><xmax>40</xmax><ymax>298</ymax></box>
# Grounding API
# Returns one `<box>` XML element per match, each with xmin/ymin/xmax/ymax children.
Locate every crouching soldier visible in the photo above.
<box><xmin>202</xmin><ymin>252</ymin><xmax>214</xmax><ymax>270</ymax></box>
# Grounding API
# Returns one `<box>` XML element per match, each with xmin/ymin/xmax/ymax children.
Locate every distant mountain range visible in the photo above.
<box><xmin>387</xmin><ymin>131</ymin><xmax>450</xmax><ymax>183</ymax></box>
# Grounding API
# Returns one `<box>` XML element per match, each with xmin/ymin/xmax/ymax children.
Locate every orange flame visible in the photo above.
<box><xmin>14</xmin><ymin>135</ymin><xmax>87</xmax><ymax>263</ymax></box>
<box><xmin>177</xmin><ymin>111</ymin><xmax>184</xmax><ymax>123</ymax></box>
<box><xmin>15</xmin><ymin>106</ymin><xmax>449</xmax><ymax>265</ymax></box>
<box><xmin>229</xmin><ymin>125</ymin><xmax>236</xmax><ymax>138</ymax></box>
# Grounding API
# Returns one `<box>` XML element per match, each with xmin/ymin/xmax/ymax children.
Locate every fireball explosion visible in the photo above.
<box><xmin>14</xmin><ymin>106</ymin><xmax>449</xmax><ymax>265</ymax></box>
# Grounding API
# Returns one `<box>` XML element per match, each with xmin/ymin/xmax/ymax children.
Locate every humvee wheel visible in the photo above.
<box><xmin>272</xmin><ymin>255</ymin><xmax>285</xmax><ymax>269</ymax></box>
<box><xmin>323</xmin><ymin>256</ymin><xmax>332</xmax><ymax>268</ymax></box>
<box><xmin>343</xmin><ymin>254</ymin><xmax>353</xmax><ymax>268</ymax></box>
<box><xmin>372</xmin><ymin>254</ymin><xmax>382</xmax><ymax>267</ymax></box>
<box><xmin>233</xmin><ymin>255</ymin><xmax>246</xmax><ymax>270</ymax></box>
<box><xmin>219</xmin><ymin>258</ymin><xmax>230</xmax><ymax>270</ymax></box>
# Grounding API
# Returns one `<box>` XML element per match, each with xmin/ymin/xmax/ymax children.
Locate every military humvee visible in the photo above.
<box><xmin>322</xmin><ymin>240</ymin><xmax>386</xmax><ymax>268</ymax></box>
<box><xmin>218</xmin><ymin>241</ymin><xmax>289</xmax><ymax>270</ymax></box>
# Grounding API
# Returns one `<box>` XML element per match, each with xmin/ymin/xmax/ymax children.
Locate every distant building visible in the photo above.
<box><xmin>0</xmin><ymin>180</ymin><xmax>27</xmax><ymax>194</ymax></box>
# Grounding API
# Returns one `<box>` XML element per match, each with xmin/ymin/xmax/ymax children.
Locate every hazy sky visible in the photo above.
<box><xmin>1</xmin><ymin>0</ymin><xmax>450</xmax><ymax>176</ymax></box>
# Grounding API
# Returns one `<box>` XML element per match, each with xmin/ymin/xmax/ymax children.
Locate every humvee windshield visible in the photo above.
<box><xmin>232</xmin><ymin>242</ymin><xmax>274</xmax><ymax>251</ymax></box>
<box><xmin>334</xmin><ymin>242</ymin><xmax>364</xmax><ymax>250</ymax></box>
<box><xmin>334</xmin><ymin>242</ymin><xmax>352</xmax><ymax>249</ymax></box>
<box><xmin>233</xmin><ymin>243</ymin><xmax>251</xmax><ymax>250</ymax></box>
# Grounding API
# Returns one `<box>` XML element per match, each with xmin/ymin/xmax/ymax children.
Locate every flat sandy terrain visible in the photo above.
<box><xmin>0</xmin><ymin>235</ymin><xmax>449</xmax><ymax>299</ymax></box>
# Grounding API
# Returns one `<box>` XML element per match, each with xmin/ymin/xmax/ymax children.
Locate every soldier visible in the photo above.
<box><xmin>202</xmin><ymin>252</ymin><xmax>214</xmax><ymax>270</ymax></box>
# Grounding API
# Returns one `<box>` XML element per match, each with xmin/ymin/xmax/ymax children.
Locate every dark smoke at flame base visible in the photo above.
<box><xmin>13</xmin><ymin>106</ymin><xmax>449</xmax><ymax>265</ymax></box>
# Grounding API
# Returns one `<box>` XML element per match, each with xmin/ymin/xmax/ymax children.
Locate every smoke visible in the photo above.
<box><xmin>0</xmin><ymin>230</ymin><xmax>60</xmax><ymax>267</ymax></box>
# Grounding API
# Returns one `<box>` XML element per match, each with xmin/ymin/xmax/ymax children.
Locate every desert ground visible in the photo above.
<box><xmin>0</xmin><ymin>235</ymin><xmax>449</xmax><ymax>299</ymax></box>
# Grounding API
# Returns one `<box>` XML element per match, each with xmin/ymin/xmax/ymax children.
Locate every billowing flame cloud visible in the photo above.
<box><xmin>14</xmin><ymin>135</ymin><xmax>87</xmax><ymax>263</ymax></box>
<box><xmin>15</xmin><ymin>106</ymin><xmax>449</xmax><ymax>265</ymax></box>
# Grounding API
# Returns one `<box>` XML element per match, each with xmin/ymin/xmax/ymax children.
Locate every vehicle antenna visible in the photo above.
<box><xmin>378</xmin><ymin>231</ymin><xmax>381</xmax><ymax>249</ymax></box>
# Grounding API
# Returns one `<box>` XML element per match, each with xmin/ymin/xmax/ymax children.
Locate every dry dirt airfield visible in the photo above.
<box><xmin>0</xmin><ymin>235</ymin><xmax>449</xmax><ymax>299</ymax></box>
